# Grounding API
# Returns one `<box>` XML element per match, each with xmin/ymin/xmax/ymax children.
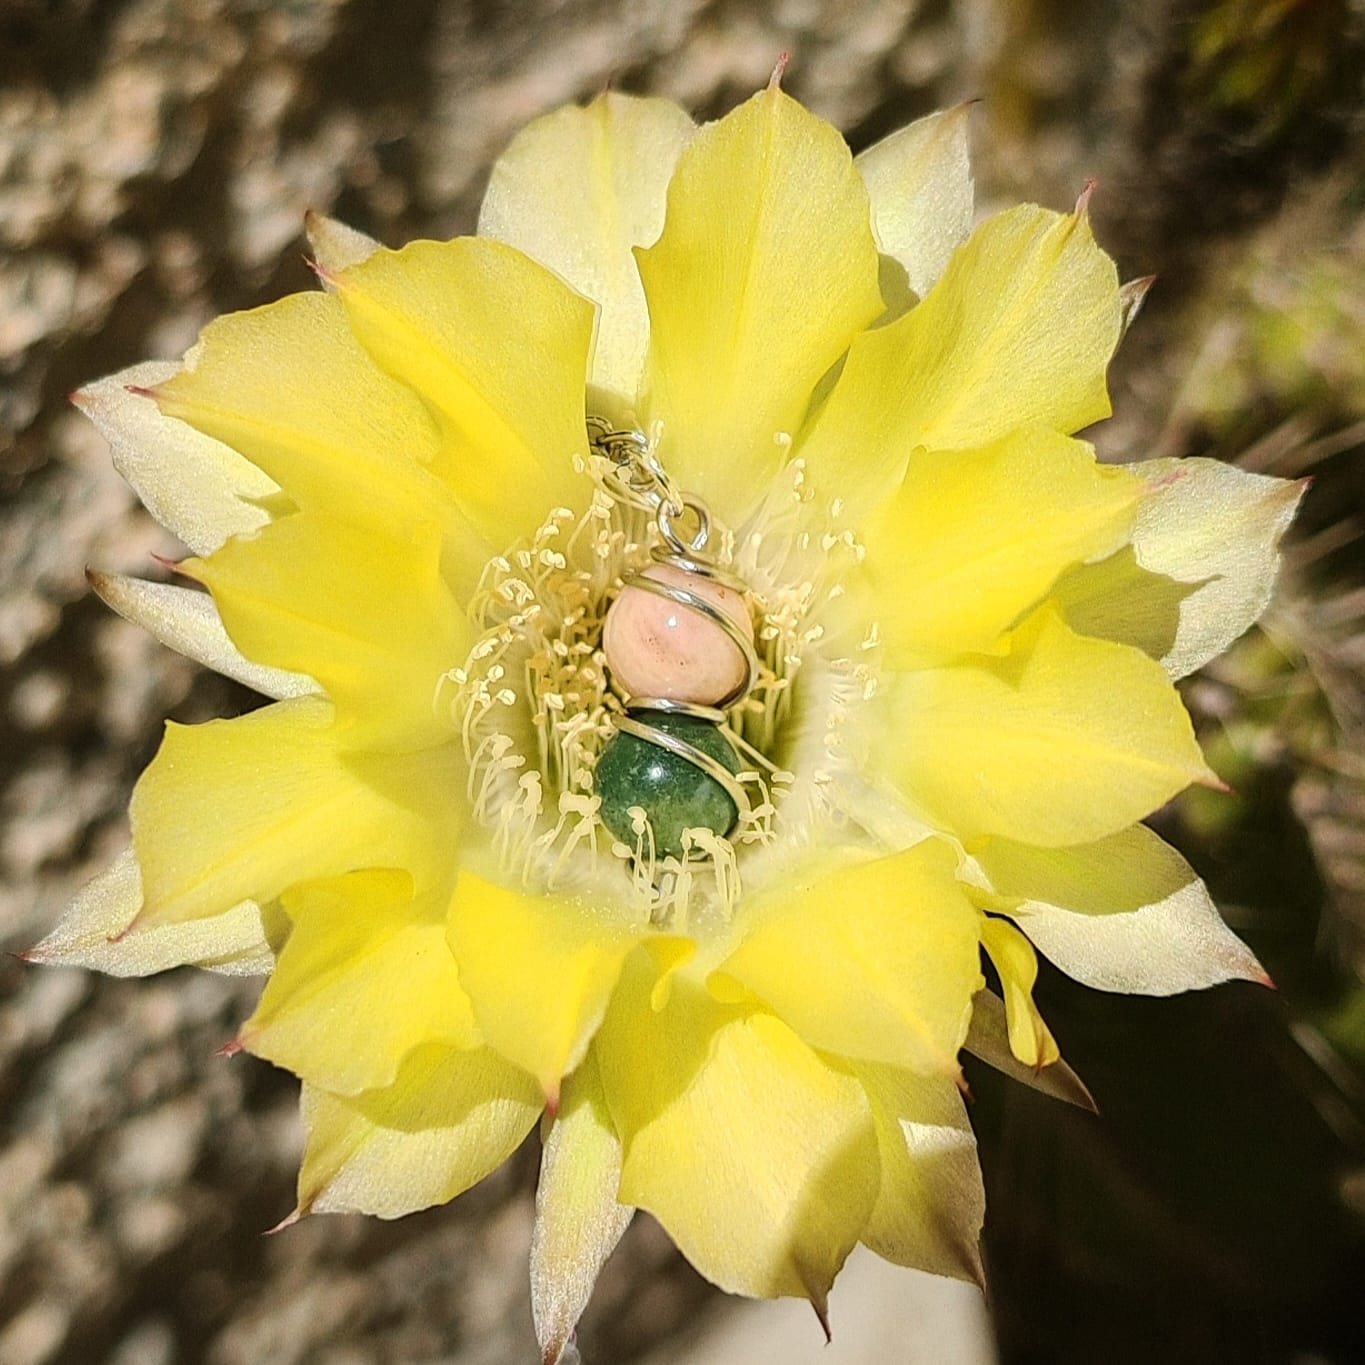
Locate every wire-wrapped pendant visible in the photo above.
<box><xmin>590</xmin><ymin>421</ymin><xmax>760</xmax><ymax>861</ymax></box>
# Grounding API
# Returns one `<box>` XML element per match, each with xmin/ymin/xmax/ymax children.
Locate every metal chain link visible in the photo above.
<box><xmin>587</xmin><ymin>416</ymin><xmax>711</xmax><ymax>555</ymax></box>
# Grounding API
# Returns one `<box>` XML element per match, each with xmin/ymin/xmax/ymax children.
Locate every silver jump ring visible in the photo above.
<box><xmin>657</xmin><ymin>495</ymin><xmax>711</xmax><ymax>557</ymax></box>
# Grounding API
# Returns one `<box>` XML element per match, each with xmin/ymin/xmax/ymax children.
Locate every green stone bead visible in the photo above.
<box><xmin>596</xmin><ymin>712</ymin><xmax>741</xmax><ymax>859</ymax></box>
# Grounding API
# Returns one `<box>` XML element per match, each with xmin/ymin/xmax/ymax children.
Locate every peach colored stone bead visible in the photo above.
<box><xmin>602</xmin><ymin>564</ymin><xmax>754</xmax><ymax>706</ymax></box>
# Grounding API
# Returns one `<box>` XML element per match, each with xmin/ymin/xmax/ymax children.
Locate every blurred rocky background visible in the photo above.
<box><xmin>2</xmin><ymin>1</ymin><xmax>1364</xmax><ymax>1361</ymax></box>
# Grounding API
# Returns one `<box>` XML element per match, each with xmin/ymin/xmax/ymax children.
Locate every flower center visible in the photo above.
<box><xmin>445</xmin><ymin>424</ymin><xmax>879</xmax><ymax>931</ymax></box>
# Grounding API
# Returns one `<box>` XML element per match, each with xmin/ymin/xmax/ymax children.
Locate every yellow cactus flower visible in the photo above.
<box><xmin>33</xmin><ymin>78</ymin><xmax>1304</xmax><ymax>1361</ymax></box>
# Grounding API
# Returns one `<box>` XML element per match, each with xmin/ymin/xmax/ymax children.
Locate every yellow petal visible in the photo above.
<box><xmin>1047</xmin><ymin>544</ymin><xmax>1195</xmax><ymax>666</ymax></box>
<box><xmin>877</xmin><ymin>607</ymin><xmax>1215</xmax><ymax>847</ymax></box>
<box><xmin>530</xmin><ymin>1053</ymin><xmax>633</xmax><ymax>1365</ymax></box>
<box><xmin>154</xmin><ymin>293</ymin><xmax>461</xmax><ymax>534</ymax></box>
<box><xmin>131</xmin><ymin>696</ymin><xmax>456</xmax><ymax>927</ymax></box>
<box><xmin>979</xmin><ymin>916</ymin><xmax>1059</xmax><ymax>1069</ymax></box>
<box><xmin>1054</xmin><ymin>457</ymin><xmax>1306</xmax><ymax>678</ymax></box>
<box><xmin>596</xmin><ymin>953</ymin><xmax>878</xmax><ymax>1307</ymax></box>
<box><xmin>964</xmin><ymin>989</ymin><xmax>1095</xmax><ymax>1110</ymax></box>
<box><xmin>154</xmin><ymin>295</ymin><xmax>489</xmax><ymax>601</ymax></box>
<box><xmin>297</xmin><ymin>1042</ymin><xmax>542</xmax><ymax>1218</ymax></box>
<box><xmin>976</xmin><ymin>824</ymin><xmax>1267</xmax><ymax>993</ymax></box>
<box><xmin>190</xmin><ymin>510</ymin><xmax>468</xmax><ymax>748</ymax></box>
<box><xmin>242</xmin><ymin>870</ymin><xmax>478</xmax><ymax>1095</ymax></box>
<box><xmin>72</xmin><ymin>362</ymin><xmax>275</xmax><ymax>557</ymax></box>
<box><xmin>715</xmin><ymin>840</ymin><xmax>980</xmax><ymax>1075</ymax></box>
<box><xmin>479</xmin><ymin>91</ymin><xmax>695</xmax><ymax>407</ymax></box>
<box><xmin>636</xmin><ymin>83</ymin><xmax>883</xmax><ymax>526</ymax></box>
<box><xmin>852</xmin><ymin>1062</ymin><xmax>985</xmax><ymax>1283</ymax></box>
<box><xmin>445</xmin><ymin>870</ymin><xmax>644</xmax><ymax>1100</ymax></box>
<box><xmin>89</xmin><ymin>572</ymin><xmax>316</xmax><ymax>700</ymax></box>
<box><xmin>331</xmin><ymin>238</ymin><xmax>595</xmax><ymax>549</ymax></box>
<box><xmin>24</xmin><ymin>847</ymin><xmax>276</xmax><ymax>978</ymax></box>
<box><xmin>855</xmin><ymin>103</ymin><xmax>974</xmax><ymax>301</ymax></box>
<box><xmin>798</xmin><ymin>202</ymin><xmax>1120</xmax><ymax>520</ymax></box>
<box><xmin>860</xmin><ymin>429</ymin><xmax>1140</xmax><ymax>666</ymax></box>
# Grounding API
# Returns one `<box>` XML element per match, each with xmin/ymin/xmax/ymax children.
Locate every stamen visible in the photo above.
<box><xmin>445</xmin><ymin>432</ymin><xmax>880</xmax><ymax>932</ymax></box>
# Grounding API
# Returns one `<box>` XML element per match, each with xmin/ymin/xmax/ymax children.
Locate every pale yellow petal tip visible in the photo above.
<box><xmin>70</xmin><ymin>378</ymin><xmax>158</xmax><ymax>416</ymax></box>
<box><xmin>1118</xmin><ymin>275</ymin><xmax>1158</xmax><ymax>337</ymax></box>
<box><xmin>304</xmin><ymin>209</ymin><xmax>381</xmax><ymax>277</ymax></box>
<box><xmin>264</xmin><ymin>1205</ymin><xmax>305</xmax><ymax>1237</ymax></box>
<box><xmin>1195</xmin><ymin>760</ymin><xmax>1233</xmax><ymax>795</ymax></box>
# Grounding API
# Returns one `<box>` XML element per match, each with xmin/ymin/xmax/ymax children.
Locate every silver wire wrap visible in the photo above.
<box><xmin>588</xmin><ymin>418</ymin><xmax>760</xmax><ymax>831</ymax></box>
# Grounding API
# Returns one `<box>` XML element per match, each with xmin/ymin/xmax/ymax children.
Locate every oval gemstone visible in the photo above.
<box><xmin>602</xmin><ymin>564</ymin><xmax>754</xmax><ymax>705</ymax></box>
<box><xmin>595</xmin><ymin>712</ymin><xmax>741</xmax><ymax>858</ymax></box>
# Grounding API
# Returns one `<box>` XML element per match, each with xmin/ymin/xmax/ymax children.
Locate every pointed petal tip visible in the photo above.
<box><xmin>541</xmin><ymin>1335</ymin><xmax>572</xmax><ymax>1365</ymax></box>
<box><xmin>952</xmin><ymin>1237</ymin><xmax>989</xmax><ymax>1294</ymax></box>
<box><xmin>308</xmin><ymin>256</ymin><xmax>341</xmax><ymax>288</ymax></box>
<box><xmin>770</xmin><ymin>52</ymin><xmax>790</xmax><ymax>88</ymax></box>
<box><xmin>1074</xmin><ymin>179</ymin><xmax>1097</xmax><ymax>218</ymax></box>
<box><xmin>264</xmin><ymin>1206</ymin><xmax>304</xmax><ymax>1236</ymax></box>
<box><xmin>810</xmin><ymin>1296</ymin><xmax>832</xmax><ymax>1344</ymax></box>
<box><xmin>796</xmin><ymin>1258</ymin><xmax>833</xmax><ymax>1340</ymax></box>
<box><xmin>1279</xmin><ymin>473</ymin><xmax>1313</xmax><ymax>513</ymax></box>
<box><xmin>148</xmin><ymin>551</ymin><xmax>196</xmax><ymax>579</ymax></box>
<box><xmin>1045</xmin><ymin>1056</ymin><xmax>1099</xmax><ymax>1114</ymax></box>
<box><xmin>974</xmin><ymin>1254</ymin><xmax>993</xmax><ymax>1306</ymax></box>
<box><xmin>216</xmin><ymin>1037</ymin><xmax>245</xmax><ymax>1059</ymax></box>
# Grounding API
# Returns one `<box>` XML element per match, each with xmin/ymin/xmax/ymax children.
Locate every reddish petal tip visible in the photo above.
<box><xmin>770</xmin><ymin>52</ymin><xmax>790</xmax><ymax>87</ymax></box>
<box><xmin>306</xmin><ymin>256</ymin><xmax>338</xmax><ymax>286</ymax></box>
<box><xmin>216</xmin><ymin>1038</ymin><xmax>245</xmax><ymax>1059</ymax></box>
<box><xmin>264</xmin><ymin>1207</ymin><xmax>303</xmax><ymax>1236</ymax></box>
<box><xmin>1074</xmin><ymin>179</ymin><xmax>1098</xmax><ymax>217</ymax></box>
<box><xmin>149</xmin><ymin>552</ymin><xmax>195</xmax><ymax>578</ymax></box>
